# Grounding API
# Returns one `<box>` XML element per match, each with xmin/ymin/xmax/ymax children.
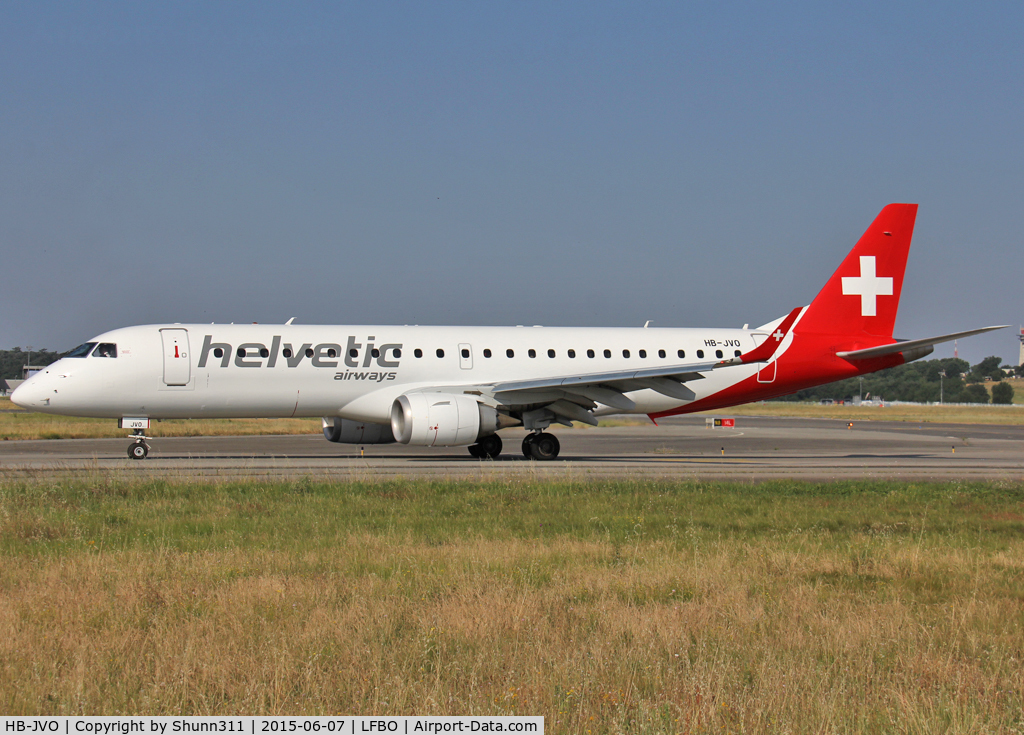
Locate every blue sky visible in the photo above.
<box><xmin>2</xmin><ymin>2</ymin><xmax>1021</xmax><ymax>364</ymax></box>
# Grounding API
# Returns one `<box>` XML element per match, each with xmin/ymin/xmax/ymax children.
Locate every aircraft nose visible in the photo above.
<box><xmin>11</xmin><ymin>377</ymin><xmax>46</xmax><ymax>409</ymax></box>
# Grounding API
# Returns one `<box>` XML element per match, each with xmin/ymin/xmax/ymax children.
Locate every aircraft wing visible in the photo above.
<box><xmin>493</xmin><ymin>360</ymin><xmax>723</xmax><ymax>422</ymax></box>
<box><xmin>406</xmin><ymin>359</ymin><xmax>726</xmax><ymax>423</ymax></box>
<box><xmin>836</xmin><ymin>325</ymin><xmax>1008</xmax><ymax>360</ymax></box>
<box><xmin>488</xmin><ymin>360</ymin><xmax>721</xmax><ymax>393</ymax></box>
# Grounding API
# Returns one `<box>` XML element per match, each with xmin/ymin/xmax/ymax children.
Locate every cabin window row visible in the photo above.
<box><xmin>409</xmin><ymin>348</ymin><xmax>743</xmax><ymax>359</ymax></box>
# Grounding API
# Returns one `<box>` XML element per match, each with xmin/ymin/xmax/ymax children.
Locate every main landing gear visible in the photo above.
<box><xmin>127</xmin><ymin>429</ymin><xmax>149</xmax><ymax>460</ymax></box>
<box><xmin>522</xmin><ymin>431</ymin><xmax>560</xmax><ymax>460</ymax></box>
<box><xmin>468</xmin><ymin>433</ymin><xmax>503</xmax><ymax>459</ymax></box>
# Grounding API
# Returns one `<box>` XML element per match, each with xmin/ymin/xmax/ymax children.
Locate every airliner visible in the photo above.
<box><xmin>11</xmin><ymin>204</ymin><xmax>1005</xmax><ymax>460</ymax></box>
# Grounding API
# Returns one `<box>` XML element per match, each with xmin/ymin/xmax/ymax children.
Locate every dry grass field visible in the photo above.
<box><xmin>1</xmin><ymin>477</ymin><xmax>1023</xmax><ymax>731</ymax></box>
<box><xmin>3</xmin><ymin>395</ymin><xmax>1024</xmax><ymax>442</ymax></box>
<box><xmin>0</xmin><ymin>397</ymin><xmax>320</xmax><ymax>440</ymax></box>
<box><xmin>689</xmin><ymin>401</ymin><xmax>1024</xmax><ymax>425</ymax></box>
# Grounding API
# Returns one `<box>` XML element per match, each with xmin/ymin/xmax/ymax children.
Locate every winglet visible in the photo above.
<box><xmin>718</xmin><ymin>307</ymin><xmax>802</xmax><ymax>366</ymax></box>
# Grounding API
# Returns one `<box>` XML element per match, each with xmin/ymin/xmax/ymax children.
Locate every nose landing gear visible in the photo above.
<box><xmin>118</xmin><ymin>419</ymin><xmax>152</xmax><ymax>460</ymax></box>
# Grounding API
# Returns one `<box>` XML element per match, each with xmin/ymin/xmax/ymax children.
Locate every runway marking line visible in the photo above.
<box><xmin>650</xmin><ymin>457</ymin><xmax>756</xmax><ymax>464</ymax></box>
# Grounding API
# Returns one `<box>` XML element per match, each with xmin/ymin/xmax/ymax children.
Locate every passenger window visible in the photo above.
<box><xmin>547</xmin><ymin>349</ymin><xmax>555</xmax><ymax>358</ymax></box>
<box><xmin>349</xmin><ymin>348</ymin><xmax>358</xmax><ymax>358</ymax></box>
<box><xmin>734</xmin><ymin>350</ymin><xmax>741</xmax><ymax>357</ymax></box>
<box><xmin>622</xmin><ymin>349</ymin><xmax>630</xmax><ymax>358</ymax></box>
<box><xmin>483</xmin><ymin>349</ymin><xmax>492</xmax><ymax>358</ymax></box>
<box><xmin>603</xmin><ymin>349</ymin><xmax>611</xmax><ymax>358</ymax></box>
<box><xmin>528</xmin><ymin>349</ymin><xmax>536</xmax><ymax>358</ymax></box>
<box><xmin>93</xmin><ymin>343</ymin><xmax>117</xmax><ymax>358</ymax></box>
<box><xmin>214</xmin><ymin>348</ymin><xmax>224</xmax><ymax>358</ymax></box>
<box><xmin>436</xmin><ymin>348</ymin><xmax>445</xmax><ymax>358</ymax></box>
<box><xmin>677</xmin><ymin>349</ymin><xmax>685</xmax><ymax>358</ymax></box>
<box><xmin>658</xmin><ymin>349</ymin><xmax>666</xmax><ymax>358</ymax></box>
<box><xmin>697</xmin><ymin>350</ymin><xmax>704</xmax><ymax>358</ymax></box>
<box><xmin>65</xmin><ymin>342</ymin><xmax>97</xmax><ymax>358</ymax></box>
<box><xmin>282</xmin><ymin>348</ymin><xmax>292</xmax><ymax>358</ymax></box>
<box><xmin>327</xmin><ymin>348</ymin><xmax>337</xmax><ymax>358</ymax></box>
<box><xmin>260</xmin><ymin>348</ymin><xmax>270</xmax><ymax>358</ymax></box>
<box><xmin>639</xmin><ymin>349</ymin><xmax>646</xmax><ymax>358</ymax></box>
<box><xmin>587</xmin><ymin>349</ymin><xmax>595</xmax><ymax>358</ymax></box>
<box><xmin>371</xmin><ymin>348</ymin><xmax>380</xmax><ymax>358</ymax></box>
<box><xmin>506</xmin><ymin>349</ymin><xmax>514</xmax><ymax>358</ymax></box>
<box><xmin>568</xmin><ymin>349</ymin><xmax>576</xmax><ymax>358</ymax></box>
<box><xmin>236</xmin><ymin>347</ymin><xmax>246</xmax><ymax>358</ymax></box>
<box><xmin>394</xmin><ymin>349</ymin><xmax>402</xmax><ymax>358</ymax></box>
<box><xmin>305</xmin><ymin>348</ymin><xmax>314</xmax><ymax>358</ymax></box>
<box><xmin>414</xmin><ymin>349</ymin><xmax>423</xmax><ymax>358</ymax></box>
<box><xmin>461</xmin><ymin>348</ymin><xmax>470</xmax><ymax>358</ymax></box>
<box><xmin>715</xmin><ymin>350</ymin><xmax>723</xmax><ymax>358</ymax></box>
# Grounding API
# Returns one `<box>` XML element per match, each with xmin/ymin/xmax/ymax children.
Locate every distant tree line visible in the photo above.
<box><xmin>0</xmin><ymin>348</ymin><xmax>63</xmax><ymax>381</ymax></box>
<box><xmin>779</xmin><ymin>356</ymin><xmax>1015</xmax><ymax>404</ymax></box>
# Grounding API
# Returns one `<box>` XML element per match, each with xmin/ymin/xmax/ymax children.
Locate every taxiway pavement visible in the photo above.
<box><xmin>1</xmin><ymin>416</ymin><xmax>1021</xmax><ymax>482</ymax></box>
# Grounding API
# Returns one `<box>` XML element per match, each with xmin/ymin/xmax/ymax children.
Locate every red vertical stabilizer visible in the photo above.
<box><xmin>796</xmin><ymin>203</ymin><xmax>917</xmax><ymax>340</ymax></box>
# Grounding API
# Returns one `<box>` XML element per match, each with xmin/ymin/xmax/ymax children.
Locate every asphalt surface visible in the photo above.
<box><xmin>1</xmin><ymin>416</ymin><xmax>1021</xmax><ymax>482</ymax></box>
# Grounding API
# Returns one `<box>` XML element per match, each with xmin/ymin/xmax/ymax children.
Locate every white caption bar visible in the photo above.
<box><xmin>0</xmin><ymin>718</ymin><xmax>542</xmax><ymax>735</ymax></box>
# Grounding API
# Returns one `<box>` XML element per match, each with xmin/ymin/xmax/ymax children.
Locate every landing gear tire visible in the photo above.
<box><xmin>522</xmin><ymin>433</ymin><xmax>537</xmax><ymax>458</ymax></box>
<box><xmin>525</xmin><ymin>432</ymin><xmax>560</xmax><ymax>461</ymax></box>
<box><xmin>469</xmin><ymin>433</ymin><xmax>502</xmax><ymax>459</ymax></box>
<box><xmin>128</xmin><ymin>441</ymin><xmax>149</xmax><ymax>460</ymax></box>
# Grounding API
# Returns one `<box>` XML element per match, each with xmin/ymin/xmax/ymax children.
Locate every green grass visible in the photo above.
<box><xmin>3</xmin><ymin>477</ymin><xmax>1024</xmax><ymax>729</ymax></box>
<box><xmin>3</xmin><ymin>477</ymin><xmax>1023</xmax><ymax>555</ymax></box>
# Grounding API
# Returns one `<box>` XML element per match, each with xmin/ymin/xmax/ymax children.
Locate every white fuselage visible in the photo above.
<box><xmin>12</xmin><ymin>323</ymin><xmax>769</xmax><ymax>422</ymax></box>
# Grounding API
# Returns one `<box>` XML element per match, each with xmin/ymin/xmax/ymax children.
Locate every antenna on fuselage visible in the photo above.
<box><xmin>285</xmin><ymin>317</ymin><xmax>296</xmax><ymax>325</ymax></box>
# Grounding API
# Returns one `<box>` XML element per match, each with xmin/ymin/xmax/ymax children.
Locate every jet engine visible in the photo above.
<box><xmin>390</xmin><ymin>393</ymin><xmax>516</xmax><ymax>446</ymax></box>
<box><xmin>322</xmin><ymin>417</ymin><xmax>396</xmax><ymax>444</ymax></box>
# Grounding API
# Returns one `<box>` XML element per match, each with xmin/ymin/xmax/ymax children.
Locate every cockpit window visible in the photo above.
<box><xmin>65</xmin><ymin>342</ymin><xmax>97</xmax><ymax>358</ymax></box>
<box><xmin>93</xmin><ymin>343</ymin><xmax>117</xmax><ymax>358</ymax></box>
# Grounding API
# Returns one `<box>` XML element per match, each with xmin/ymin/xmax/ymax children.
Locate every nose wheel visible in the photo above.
<box><xmin>127</xmin><ymin>428</ymin><xmax>149</xmax><ymax>460</ymax></box>
<box><xmin>522</xmin><ymin>431</ymin><xmax>560</xmax><ymax>460</ymax></box>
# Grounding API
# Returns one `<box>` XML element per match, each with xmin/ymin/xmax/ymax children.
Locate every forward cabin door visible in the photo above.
<box><xmin>458</xmin><ymin>343</ymin><xmax>473</xmax><ymax>370</ymax></box>
<box><xmin>161</xmin><ymin>328</ymin><xmax>191</xmax><ymax>386</ymax></box>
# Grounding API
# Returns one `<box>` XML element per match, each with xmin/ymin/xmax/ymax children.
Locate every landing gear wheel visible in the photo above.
<box><xmin>481</xmin><ymin>433</ymin><xmax>502</xmax><ymax>459</ymax></box>
<box><xmin>128</xmin><ymin>441</ymin><xmax>149</xmax><ymax>460</ymax></box>
<box><xmin>526</xmin><ymin>432</ymin><xmax>560</xmax><ymax>461</ymax></box>
<box><xmin>469</xmin><ymin>434</ymin><xmax>503</xmax><ymax>459</ymax></box>
<box><xmin>522</xmin><ymin>433</ymin><xmax>537</xmax><ymax>459</ymax></box>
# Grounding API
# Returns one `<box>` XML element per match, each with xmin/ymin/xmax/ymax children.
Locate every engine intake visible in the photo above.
<box><xmin>322</xmin><ymin>417</ymin><xmax>395</xmax><ymax>444</ymax></box>
<box><xmin>391</xmin><ymin>393</ymin><xmax>513</xmax><ymax>446</ymax></box>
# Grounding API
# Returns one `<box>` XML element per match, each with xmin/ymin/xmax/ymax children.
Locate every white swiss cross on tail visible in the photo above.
<box><xmin>841</xmin><ymin>256</ymin><xmax>893</xmax><ymax>317</ymax></box>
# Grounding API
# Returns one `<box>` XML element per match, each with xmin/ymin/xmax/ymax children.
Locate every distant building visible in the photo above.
<box><xmin>0</xmin><ymin>378</ymin><xmax>9</xmax><ymax>396</ymax></box>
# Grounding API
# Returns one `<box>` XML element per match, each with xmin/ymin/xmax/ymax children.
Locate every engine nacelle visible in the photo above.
<box><xmin>322</xmin><ymin>417</ymin><xmax>396</xmax><ymax>444</ymax></box>
<box><xmin>391</xmin><ymin>393</ymin><xmax>506</xmax><ymax>447</ymax></box>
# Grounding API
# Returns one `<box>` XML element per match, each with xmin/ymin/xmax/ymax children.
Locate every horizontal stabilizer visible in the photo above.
<box><xmin>836</xmin><ymin>325</ymin><xmax>1008</xmax><ymax>360</ymax></box>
